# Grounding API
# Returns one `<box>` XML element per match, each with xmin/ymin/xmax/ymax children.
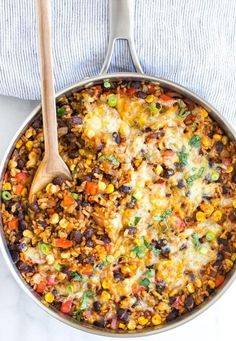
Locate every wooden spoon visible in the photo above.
<box><xmin>29</xmin><ymin>0</ymin><xmax>71</xmax><ymax>202</ymax></box>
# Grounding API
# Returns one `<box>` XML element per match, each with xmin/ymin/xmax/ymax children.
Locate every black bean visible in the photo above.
<box><xmin>127</xmin><ymin>226</ymin><xmax>137</xmax><ymax>235</ymax></box>
<box><xmin>228</xmin><ymin>209</ymin><xmax>236</xmax><ymax>223</ymax></box>
<box><xmin>32</xmin><ymin>119</ymin><xmax>42</xmax><ymax>129</ymax></box>
<box><xmin>156</xmin><ymin>280</ymin><xmax>166</xmax><ymax>293</ymax></box>
<box><xmin>162</xmin><ymin>168</ymin><xmax>175</xmax><ymax>178</ymax></box>
<box><xmin>52</xmin><ymin>289</ymin><xmax>58</xmax><ymax>296</ymax></box>
<box><xmin>17</xmin><ymin>159</ymin><xmax>25</xmax><ymax>170</ymax></box>
<box><xmin>166</xmin><ymin>309</ymin><xmax>179</xmax><ymax>322</ymax></box>
<box><xmin>119</xmin><ymin>185</ymin><xmax>132</xmax><ymax>193</ymax></box>
<box><xmin>69</xmin><ymin>116</ymin><xmax>82</xmax><ymax>126</ymax></box>
<box><xmin>57</xmin><ymin>119</ymin><xmax>68</xmax><ymax>128</ymax></box>
<box><xmin>217</xmin><ymin>237</ymin><xmax>228</xmax><ymax>246</ymax></box>
<box><xmin>117</xmin><ymin>308</ymin><xmax>129</xmax><ymax>321</ymax></box>
<box><xmin>232</xmin><ymin>171</ymin><xmax>236</xmax><ymax>183</ymax></box>
<box><xmin>177</xmin><ymin>179</ymin><xmax>185</xmax><ymax>189</ymax></box>
<box><xmin>86</xmin><ymin>239</ymin><xmax>94</xmax><ymax>247</ymax></box>
<box><xmin>184</xmin><ymin>295</ymin><xmax>194</xmax><ymax>311</ymax></box>
<box><xmin>207</xmin><ymin>287</ymin><xmax>215</xmax><ymax>295</ymax></box>
<box><xmin>161</xmin><ymin>245</ymin><xmax>171</xmax><ymax>257</ymax></box>
<box><xmin>93</xmin><ymin>301</ymin><xmax>101</xmax><ymax>312</ymax></box>
<box><xmin>93</xmin><ymin>319</ymin><xmax>106</xmax><ymax>328</ymax></box>
<box><xmin>69</xmin><ymin>230</ymin><xmax>82</xmax><ymax>244</ymax></box>
<box><xmin>126</xmin><ymin>196</ymin><xmax>136</xmax><ymax>208</ymax></box>
<box><xmin>81</xmin><ymin>201</ymin><xmax>90</xmax><ymax>207</ymax></box>
<box><xmin>16</xmin><ymin>243</ymin><xmax>27</xmax><ymax>252</ymax></box>
<box><xmin>17</xmin><ymin>261</ymin><xmax>34</xmax><ymax>273</ymax></box>
<box><xmin>131</xmin><ymin>81</ymin><xmax>140</xmax><ymax>89</ymax></box>
<box><xmin>61</xmin><ymin>266</ymin><xmax>71</xmax><ymax>276</ymax></box>
<box><xmin>85</xmin><ymin>255</ymin><xmax>95</xmax><ymax>264</ymax></box>
<box><xmin>10</xmin><ymin>250</ymin><xmax>19</xmax><ymax>263</ymax></box>
<box><xmin>84</xmin><ymin>227</ymin><xmax>94</xmax><ymax>240</ymax></box>
<box><xmin>215</xmin><ymin>141</ymin><xmax>224</xmax><ymax>153</ymax></box>
<box><xmin>52</xmin><ymin>176</ymin><xmax>64</xmax><ymax>186</ymax></box>
<box><xmin>38</xmin><ymin>220</ymin><xmax>47</xmax><ymax>228</ymax></box>
<box><xmin>214</xmin><ymin>251</ymin><xmax>224</xmax><ymax>266</ymax></box>
<box><xmin>29</xmin><ymin>203</ymin><xmax>39</xmax><ymax>212</ymax></box>
<box><xmin>112</xmin><ymin>132</ymin><xmax>121</xmax><ymax>145</ymax></box>
<box><xmin>114</xmin><ymin>271</ymin><xmax>125</xmax><ymax>280</ymax></box>
<box><xmin>137</xmin><ymin>91</ymin><xmax>147</xmax><ymax>99</ymax></box>
<box><xmin>155</xmin><ymin>239</ymin><xmax>168</xmax><ymax>249</ymax></box>
<box><xmin>222</xmin><ymin>185</ymin><xmax>231</xmax><ymax>194</ymax></box>
<box><xmin>175</xmin><ymin>162</ymin><xmax>184</xmax><ymax>172</ymax></box>
<box><xmin>68</xmin><ymin>149</ymin><xmax>79</xmax><ymax>159</ymax></box>
<box><xmin>100</xmin><ymin>234</ymin><xmax>111</xmax><ymax>244</ymax></box>
<box><xmin>19</xmin><ymin>220</ymin><xmax>27</xmax><ymax>231</ymax></box>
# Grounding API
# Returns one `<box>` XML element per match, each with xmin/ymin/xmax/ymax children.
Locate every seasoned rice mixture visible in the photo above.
<box><xmin>1</xmin><ymin>80</ymin><xmax>236</xmax><ymax>331</ymax></box>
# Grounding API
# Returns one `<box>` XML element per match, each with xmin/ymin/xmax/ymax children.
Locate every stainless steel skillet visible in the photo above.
<box><xmin>0</xmin><ymin>0</ymin><xmax>235</xmax><ymax>337</ymax></box>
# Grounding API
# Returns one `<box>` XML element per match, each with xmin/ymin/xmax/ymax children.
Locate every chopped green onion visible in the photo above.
<box><xmin>134</xmin><ymin>216</ymin><xmax>141</xmax><ymax>226</ymax></box>
<box><xmin>151</xmin><ymin>246</ymin><xmax>161</xmax><ymax>257</ymax></box>
<box><xmin>98</xmin><ymin>154</ymin><xmax>119</xmax><ymax>167</ymax></box>
<box><xmin>1</xmin><ymin>191</ymin><xmax>12</xmax><ymax>201</ymax></box>
<box><xmin>206</xmin><ymin>230</ymin><xmax>216</xmax><ymax>241</ymax></box>
<box><xmin>199</xmin><ymin>245</ymin><xmax>208</xmax><ymax>255</ymax></box>
<box><xmin>80</xmin><ymin>290</ymin><xmax>94</xmax><ymax>310</ymax></box>
<box><xmin>55</xmin><ymin>263</ymin><xmax>62</xmax><ymax>271</ymax></box>
<box><xmin>56</xmin><ymin>107</ymin><xmax>65</xmax><ymax>117</ymax></box>
<box><xmin>71</xmin><ymin>271</ymin><xmax>83</xmax><ymax>282</ymax></box>
<box><xmin>132</xmin><ymin>245</ymin><xmax>146</xmax><ymax>259</ymax></box>
<box><xmin>39</xmin><ymin>242</ymin><xmax>51</xmax><ymax>255</ymax></box>
<box><xmin>103</xmin><ymin>80</ymin><xmax>111</xmax><ymax>89</ymax></box>
<box><xmin>140</xmin><ymin>278</ymin><xmax>150</xmax><ymax>287</ymax></box>
<box><xmin>71</xmin><ymin>192</ymin><xmax>79</xmax><ymax>200</ymax></box>
<box><xmin>146</xmin><ymin>268</ymin><xmax>155</xmax><ymax>278</ymax></box>
<box><xmin>73</xmin><ymin>310</ymin><xmax>82</xmax><ymax>321</ymax></box>
<box><xmin>66</xmin><ymin>283</ymin><xmax>75</xmax><ymax>296</ymax></box>
<box><xmin>177</xmin><ymin>151</ymin><xmax>188</xmax><ymax>166</ymax></box>
<box><xmin>192</xmin><ymin>232</ymin><xmax>200</xmax><ymax>248</ymax></box>
<box><xmin>186</xmin><ymin>167</ymin><xmax>205</xmax><ymax>186</ymax></box>
<box><xmin>189</xmin><ymin>135</ymin><xmax>201</xmax><ymax>148</ymax></box>
<box><xmin>153</xmin><ymin>208</ymin><xmax>173</xmax><ymax>222</ymax></box>
<box><xmin>107</xmin><ymin>94</ymin><xmax>117</xmax><ymax>107</ymax></box>
<box><xmin>211</xmin><ymin>170</ymin><xmax>220</xmax><ymax>182</ymax></box>
<box><xmin>178</xmin><ymin>107</ymin><xmax>188</xmax><ymax>117</ymax></box>
<box><xmin>146</xmin><ymin>103</ymin><xmax>159</xmax><ymax>114</ymax></box>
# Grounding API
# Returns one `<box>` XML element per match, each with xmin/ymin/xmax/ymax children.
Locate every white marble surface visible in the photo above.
<box><xmin>0</xmin><ymin>95</ymin><xmax>235</xmax><ymax>341</ymax></box>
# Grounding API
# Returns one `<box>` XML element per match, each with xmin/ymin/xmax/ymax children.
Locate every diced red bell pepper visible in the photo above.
<box><xmin>161</xmin><ymin>149</ymin><xmax>175</xmax><ymax>158</ymax></box>
<box><xmin>15</xmin><ymin>184</ymin><xmax>24</xmax><ymax>196</ymax></box>
<box><xmin>160</xmin><ymin>93</ymin><xmax>172</xmax><ymax>101</ymax></box>
<box><xmin>61</xmin><ymin>300</ymin><xmax>73</xmax><ymax>314</ymax></box>
<box><xmin>16</xmin><ymin>172</ymin><xmax>28</xmax><ymax>185</ymax></box>
<box><xmin>80</xmin><ymin>264</ymin><xmax>93</xmax><ymax>276</ymax></box>
<box><xmin>126</xmin><ymin>87</ymin><xmax>137</xmax><ymax>96</ymax></box>
<box><xmin>132</xmin><ymin>283</ymin><xmax>145</xmax><ymax>294</ymax></box>
<box><xmin>84</xmin><ymin>181</ymin><xmax>98</xmax><ymax>195</ymax></box>
<box><xmin>54</xmin><ymin>238</ymin><xmax>73</xmax><ymax>249</ymax></box>
<box><xmin>174</xmin><ymin>216</ymin><xmax>186</xmax><ymax>232</ymax></box>
<box><xmin>62</xmin><ymin>194</ymin><xmax>76</xmax><ymax>207</ymax></box>
<box><xmin>215</xmin><ymin>274</ymin><xmax>225</xmax><ymax>288</ymax></box>
<box><xmin>8</xmin><ymin>218</ymin><xmax>19</xmax><ymax>230</ymax></box>
<box><xmin>36</xmin><ymin>281</ymin><xmax>46</xmax><ymax>293</ymax></box>
<box><xmin>46</xmin><ymin>275</ymin><xmax>56</xmax><ymax>286</ymax></box>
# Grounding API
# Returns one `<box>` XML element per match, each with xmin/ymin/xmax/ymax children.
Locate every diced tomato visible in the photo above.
<box><xmin>161</xmin><ymin>149</ymin><xmax>175</xmax><ymax>158</ymax></box>
<box><xmin>160</xmin><ymin>93</ymin><xmax>172</xmax><ymax>101</ymax></box>
<box><xmin>81</xmin><ymin>264</ymin><xmax>93</xmax><ymax>276</ymax></box>
<box><xmin>61</xmin><ymin>300</ymin><xmax>73</xmax><ymax>314</ymax></box>
<box><xmin>126</xmin><ymin>87</ymin><xmax>137</xmax><ymax>96</ymax></box>
<box><xmin>84</xmin><ymin>181</ymin><xmax>98</xmax><ymax>195</ymax></box>
<box><xmin>47</xmin><ymin>208</ymin><xmax>55</xmax><ymax>215</ymax></box>
<box><xmin>62</xmin><ymin>194</ymin><xmax>76</xmax><ymax>207</ymax></box>
<box><xmin>53</xmin><ymin>238</ymin><xmax>73</xmax><ymax>249</ymax></box>
<box><xmin>8</xmin><ymin>218</ymin><xmax>18</xmax><ymax>230</ymax></box>
<box><xmin>4</xmin><ymin>171</ymin><xmax>9</xmax><ymax>182</ymax></box>
<box><xmin>174</xmin><ymin>216</ymin><xmax>186</xmax><ymax>232</ymax></box>
<box><xmin>222</xmin><ymin>158</ymin><xmax>231</xmax><ymax>166</ymax></box>
<box><xmin>46</xmin><ymin>275</ymin><xmax>56</xmax><ymax>286</ymax></box>
<box><xmin>215</xmin><ymin>274</ymin><xmax>225</xmax><ymax>288</ymax></box>
<box><xmin>132</xmin><ymin>283</ymin><xmax>145</xmax><ymax>294</ymax></box>
<box><xmin>36</xmin><ymin>281</ymin><xmax>46</xmax><ymax>293</ymax></box>
<box><xmin>15</xmin><ymin>184</ymin><xmax>24</xmax><ymax>196</ymax></box>
<box><xmin>16</xmin><ymin>172</ymin><xmax>28</xmax><ymax>185</ymax></box>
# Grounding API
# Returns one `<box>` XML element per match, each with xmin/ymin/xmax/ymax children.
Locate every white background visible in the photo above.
<box><xmin>0</xmin><ymin>95</ymin><xmax>235</xmax><ymax>341</ymax></box>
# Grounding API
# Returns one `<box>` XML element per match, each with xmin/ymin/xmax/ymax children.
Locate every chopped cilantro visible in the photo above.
<box><xmin>189</xmin><ymin>135</ymin><xmax>201</xmax><ymax>148</ymax></box>
<box><xmin>192</xmin><ymin>232</ymin><xmax>200</xmax><ymax>248</ymax></box>
<box><xmin>134</xmin><ymin>216</ymin><xmax>141</xmax><ymax>226</ymax></box>
<box><xmin>177</xmin><ymin>151</ymin><xmax>188</xmax><ymax>166</ymax></box>
<box><xmin>56</xmin><ymin>107</ymin><xmax>65</xmax><ymax>117</ymax></box>
<box><xmin>71</xmin><ymin>272</ymin><xmax>83</xmax><ymax>282</ymax></box>
<box><xmin>186</xmin><ymin>167</ymin><xmax>205</xmax><ymax>185</ymax></box>
<box><xmin>98</xmin><ymin>154</ymin><xmax>119</xmax><ymax>167</ymax></box>
<box><xmin>140</xmin><ymin>278</ymin><xmax>150</xmax><ymax>287</ymax></box>
<box><xmin>80</xmin><ymin>290</ymin><xmax>94</xmax><ymax>310</ymax></box>
<box><xmin>153</xmin><ymin>208</ymin><xmax>173</xmax><ymax>222</ymax></box>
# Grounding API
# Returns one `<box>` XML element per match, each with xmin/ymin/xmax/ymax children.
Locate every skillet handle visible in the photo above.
<box><xmin>100</xmin><ymin>0</ymin><xmax>143</xmax><ymax>74</ymax></box>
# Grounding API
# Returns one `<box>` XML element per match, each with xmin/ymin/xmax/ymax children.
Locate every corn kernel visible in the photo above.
<box><xmin>232</xmin><ymin>199</ymin><xmax>236</xmax><ymax>209</ymax></box>
<box><xmin>199</xmin><ymin>107</ymin><xmax>208</xmax><ymax>118</ymax></box>
<box><xmin>79</xmin><ymin>149</ymin><xmax>85</xmax><ymax>156</ymax></box>
<box><xmin>196</xmin><ymin>211</ymin><xmax>206</xmax><ymax>222</ymax></box>
<box><xmin>151</xmin><ymin>313</ymin><xmax>162</xmax><ymax>325</ymax></box>
<box><xmin>208</xmin><ymin>280</ymin><xmax>215</xmax><ymax>289</ymax></box>
<box><xmin>222</xmin><ymin>136</ymin><xmax>228</xmax><ymax>145</ymax></box>
<box><xmin>106</xmin><ymin>184</ymin><xmax>114</xmax><ymax>194</ymax></box>
<box><xmin>145</xmin><ymin>95</ymin><xmax>155</xmax><ymax>103</ymax></box>
<box><xmin>46</xmin><ymin>254</ymin><xmax>55</xmax><ymax>265</ymax></box>
<box><xmin>133</xmin><ymin>189</ymin><xmax>142</xmax><ymax>200</ymax></box>
<box><xmin>86</xmin><ymin>159</ymin><xmax>92</xmax><ymax>166</ymax></box>
<box><xmin>59</xmin><ymin>218</ymin><xmax>69</xmax><ymax>229</ymax></box>
<box><xmin>16</xmin><ymin>139</ymin><xmax>23</xmax><ymax>149</ymax></box>
<box><xmin>200</xmin><ymin>203</ymin><xmax>214</xmax><ymax>216</ymax></box>
<box><xmin>138</xmin><ymin>316</ymin><xmax>149</xmax><ymax>326</ymax></box>
<box><xmin>101</xmin><ymin>291</ymin><xmax>111</xmax><ymax>301</ymax></box>
<box><xmin>187</xmin><ymin>283</ymin><xmax>195</xmax><ymax>293</ymax></box>
<box><xmin>23</xmin><ymin>229</ymin><xmax>33</xmax><ymax>239</ymax></box>
<box><xmin>155</xmin><ymin>164</ymin><xmax>163</xmax><ymax>175</ymax></box>
<box><xmin>21</xmin><ymin>188</ymin><xmax>28</xmax><ymax>197</ymax></box>
<box><xmin>212</xmin><ymin>210</ymin><xmax>222</xmax><ymax>222</ymax></box>
<box><xmin>226</xmin><ymin>166</ymin><xmax>233</xmax><ymax>173</ymax></box>
<box><xmin>194</xmin><ymin>278</ymin><xmax>202</xmax><ymax>288</ymax></box>
<box><xmin>98</xmin><ymin>181</ymin><xmax>107</xmax><ymax>191</ymax></box>
<box><xmin>119</xmin><ymin>323</ymin><xmax>126</xmax><ymax>330</ymax></box>
<box><xmin>3</xmin><ymin>182</ymin><xmax>12</xmax><ymax>191</ymax></box>
<box><xmin>136</xmin><ymin>179</ymin><xmax>145</xmax><ymax>188</ymax></box>
<box><xmin>61</xmin><ymin>251</ymin><xmax>71</xmax><ymax>259</ymax></box>
<box><xmin>49</xmin><ymin>213</ymin><xmax>59</xmax><ymax>225</ymax></box>
<box><xmin>26</xmin><ymin>141</ymin><xmax>33</xmax><ymax>151</ymax></box>
<box><xmin>119</xmin><ymin>122</ymin><xmax>130</xmax><ymax>136</ymax></box>
<box><xmin>213</xmin><ymin>134</ymin><xmax>222</xmax><ymax>141</ymax></box>
<box><xmin>86</xmin><ymin>129</ymin><xmax>95</xmax><ymax>139</ymax></box>
<box><xmin>44</xmin><ymin>292</ymin><xmax>54</xmax><ymax>303</ymax></box>
<box><xmin>102</xmin><ymin>279</ymin><xmax>110</xmax><ymax>289</ymax></box>
<box><xmin>201</xmin><ymin>135</ymin><xmax>211</xmax><ymax>148</ymax></box>
<box><xmin>9</xmin><ymin>160</ymin><xmax>17</xmax><ymax>169</ymax></box>
<box><xmin>127</xmin><ymin>320</ymin><xmax>136</xmax><ymax>330</ymax></box>
<box><xmin>46</xmin><ymin>183</ymin><xmax>58</xmax><ymax>194</ymax></box>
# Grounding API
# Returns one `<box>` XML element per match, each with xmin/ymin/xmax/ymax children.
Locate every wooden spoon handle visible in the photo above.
<box><xmin>36</xmin><ymin>0</ymin><xmax>58</xmax><ymax>157</ymax></box>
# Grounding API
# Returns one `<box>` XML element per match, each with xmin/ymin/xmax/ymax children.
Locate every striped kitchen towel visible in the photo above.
<box><xmin>0</xmin><ymin>0</ymin><xmax>236</xmax><ymax>125</ymax></box>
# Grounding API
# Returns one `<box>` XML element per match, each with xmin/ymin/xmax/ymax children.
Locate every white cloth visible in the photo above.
<box><xmin>0</xmin><ymin>0</ymin><xmax>236</xmax><ymax>126</ymax></box>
